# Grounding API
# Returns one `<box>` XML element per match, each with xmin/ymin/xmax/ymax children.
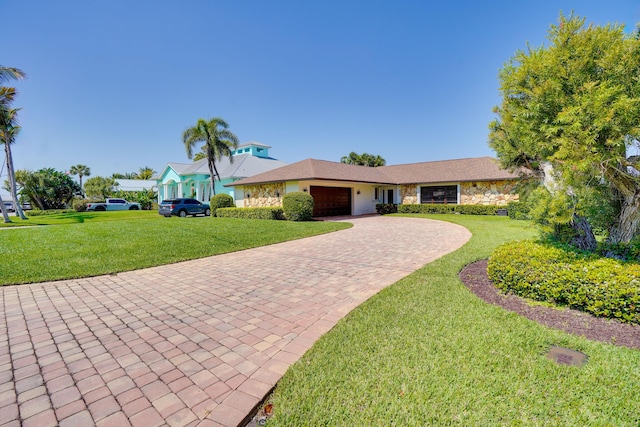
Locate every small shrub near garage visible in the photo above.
<box><xmin>487</xmin><ymin>240</ymin><xmax>640</xmax><ymax>324</ymax></box>
<box><xmin>397</xmin><ymin>204</ymin><xmax>500</xmax><ymax>215</ymax></box>
<box><xmin>216</xmin><ymin>207</ymin><xmax>285</xmax><ymax>220</ymax></box>
<box><xmin>210</xmin><ymin>193</ymin><xmax>235</xmax><ymax>216</ymax></box>
<box><xmin>282</xmin><ymin>192</ymin><xmax>314</xmax><ymax>221</ymax></box>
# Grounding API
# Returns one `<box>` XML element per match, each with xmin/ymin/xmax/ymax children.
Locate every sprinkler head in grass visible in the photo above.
<box><xmin>546</xmin><ymin>346</ymin><xmax>588</xmax><ymax>367</ymax></box>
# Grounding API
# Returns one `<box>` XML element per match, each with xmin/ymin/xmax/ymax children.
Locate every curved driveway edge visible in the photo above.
<box><xmin>0</xmin><ymin>216</ymin><xmax>471</xmax><ymax>427</ymax></box>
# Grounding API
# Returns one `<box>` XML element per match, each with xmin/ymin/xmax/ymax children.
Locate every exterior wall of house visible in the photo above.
<box><xmin>159</xmin><ymin>172</ymin><xmax>212</xmax><ymax>203</ymax></box>
<box><xmin>399</xmin><ymin>180</ymin><xmax>518</xmax><ymax>206</ymax></box>
<box><xmin>460</xmin><ymin>180</ymin><xmax>519</xmax><ymax>206</ymax></box>
<box><xmin>237</xmin><ymin>180</ymin><xmax>379</xmax><ymax>215</ymax></box>
<box><xmin>401</xmin><ymin>185</ymin><xmax>418</xmax><ymax>204</ymax></box>
<box><xmin>243</xmin><ymin>183</ymin><xmax>285</xmax><ymax>208</ymax></box>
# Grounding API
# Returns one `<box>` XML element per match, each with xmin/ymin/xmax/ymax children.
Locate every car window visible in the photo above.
<box><xmin>161</xmin><ymin>200</ymin><xmax>175</xmax><ymax>204</ymax></box>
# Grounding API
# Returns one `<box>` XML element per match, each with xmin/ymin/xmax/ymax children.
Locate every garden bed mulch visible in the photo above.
<box><xmin>459</xmin><ymin>260</ymin><xmax>640</xmax><ymax>350</ymax></box>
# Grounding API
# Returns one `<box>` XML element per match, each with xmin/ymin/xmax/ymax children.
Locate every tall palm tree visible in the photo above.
<box><xmin>0</xmin><ymin>66</ymin><xmax>26</xmax><ymax>220</ymax></box>
<box><xmin>0</xmin><ymin>107</ymin><xmax>27</xmax><ymax>219</ymax></box>
<box><xmin>137</xmin><ymin>166</ymin><xmax>156</xmax><ymax>180</ymax></box>
<box><xmin>69</xmin><ymin>164</ymin><xmax>91</xmax><ymax>196</ymax></box>
<box><xmin>182</xmin><ymin>117</ymin><xmax>239</xmax><ymax>195</ymax></box>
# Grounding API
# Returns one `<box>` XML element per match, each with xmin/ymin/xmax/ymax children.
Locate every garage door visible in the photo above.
<box><xmin>310</xmin><ymin>186</ymin><xmax>352</xmax><ymax>217</ymax></box>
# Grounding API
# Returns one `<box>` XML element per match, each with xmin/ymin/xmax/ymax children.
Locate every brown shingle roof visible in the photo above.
<box><xmin>379</xmin><ymin>156</ymin><xmax>518</xmax><ymax>184</ymax></box>
<box><xmin>228</xmin><ymin>157</ymin><xmax>518</xmax><ymax>187</ymax></box>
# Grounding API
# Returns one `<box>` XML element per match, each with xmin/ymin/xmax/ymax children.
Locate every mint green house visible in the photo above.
<box><xmin>156</xmin><ymin>142</ymin><xmax>287</xmax><ymax>203</ymax></box>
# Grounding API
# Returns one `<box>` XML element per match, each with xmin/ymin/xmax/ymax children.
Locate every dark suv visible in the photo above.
<box><xmin>159</xmin><ymin>198</ymin><xmax>211</xmax><ymax>217</ymax></box>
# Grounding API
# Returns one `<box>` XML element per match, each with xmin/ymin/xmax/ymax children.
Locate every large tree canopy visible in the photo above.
<box><xmin>489</xmin><ymin>13</ymin><xmax>640</xmax><ymax>247</ymax></box>
<box><xmin>15</xmin><ymin>168</ymin><xmax>80</xmax><ymax>210</ymax></box>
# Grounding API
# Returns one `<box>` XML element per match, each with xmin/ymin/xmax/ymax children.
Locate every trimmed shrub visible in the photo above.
<box><xmin>506</xmin><ymin>200</ymin><xmax>531</xmax><ymax>220</ymax></box>
<box><xmin>210</xmin><ymin>193</ymin><xmax>235</xmax><ymax>216</ymax></box>
<box><xmin>488</xmin><ymin>240</ymin><xmax>640</xmax><ymax>324</ymax></box>
<box><xmin>282</xmin><ymin>192</ymin><xmax>314</xmax><ymax>221</ymax></box>
<box><xmin>215</xmin><ymin>207</ymin><xmax>285</xmax><ymax>220</ymax></box>
<box><xmin>376</xmin><ymin>204</ymin><xmax>397</xmax><ymax>215</ymax></box>
<box><xmin>73</xmin><ymin>199</ymin><xmax>90</xmax><ymax>212</ymax></box>
<box><xmin>397</xmin><ymin>204</ymin><xmax>500</xmax><ymax>215</ymax></box>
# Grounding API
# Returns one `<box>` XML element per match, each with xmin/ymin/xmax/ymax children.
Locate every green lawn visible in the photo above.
<box><xmin>0</xmin><ymin>210</ymin><xmax>350</xmax><ymax>285</ymax></box>
<box><xmin>267</xmin><ymin>214</ymin><xmax>640</xmax><ymax>426</ymax></box>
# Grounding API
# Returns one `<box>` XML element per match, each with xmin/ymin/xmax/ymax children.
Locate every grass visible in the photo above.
<box><xmin>267</xmin><ymin>214</ymin><xmax>640</xmax><ymax>426</ymax></box>
<box><xmin>0</xmin><ymin>210</ymin><xmax>351</xmax><ymax>285</ymax></box>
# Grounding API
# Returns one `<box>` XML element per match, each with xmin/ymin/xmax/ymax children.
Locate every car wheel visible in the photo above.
<box><xmin>96</xmin><ymin>206</ymin><xmax>106</xmax><ymax>211</ymax></box>
<box><xmin>129</xmin><ymin>206</ymin><xmax>139</xmax><ymax>210</ymax></box>
<box><xmin>164</xmin><ymin>215</ymin><xmax>171</xmax><ymax>218</ymax></box>
<box><xmin>179</xmin><ymin>210</ymin><xmax>187</xmax><ymax>218</ymax></box>
<box><xmin>204</xmin><ymin>208</ymin><xmax>211</xmax><ymax>216</ymax></box>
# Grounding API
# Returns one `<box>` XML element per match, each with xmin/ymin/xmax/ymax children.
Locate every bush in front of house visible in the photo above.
<box><xmin>282</xmin><ymin>192</ymin><xmax>314</xmax><ymax>221</ymax></box>
<box><xmin>487</xmin><ymin>240</ymin><xmax>640</xmax><ymax>324</ymax></box>
<box><xmin>506</xmin><ymin>200</ymin><xmax>531</xmax><ymax>220</ymax></box>
<box><xmin>397</xmin><ymin>204</ymin><xmax>500</xmax><ymax>215</ymax></box>
<box><xmin>375</xmin><ymin>204</ymin><xmax>397</xmax><ymax>215</ymax></box>
<box><xmin>210</xmin><ymin>194</ymin><xmax>235</xmax><ymax>217</ymax></box>
<box><xmin>215</xmin><ymin>207</ymin><xmax>285</xmax><ymax>220</ymax></box>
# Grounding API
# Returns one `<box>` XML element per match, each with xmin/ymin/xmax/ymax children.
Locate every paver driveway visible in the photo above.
<box><xmin>0</xmin><ymin>216</ymin><xmax>471</xmax><ymax>427</ymax></box>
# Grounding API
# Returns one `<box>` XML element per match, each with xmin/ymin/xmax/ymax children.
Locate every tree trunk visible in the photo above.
<box><xmin>606</xmin><ymin>192</ymin><xmax>640</xmax><ymax>244</ymax></box>
<box><xmin>4</xmin><ymin>143</ymin><xmax>26</xmax><ymax>220</ymax></box>
<box><xmin>0</xmin><ymin>193</ymin><xmax>11</xmax><ymax>223</ymax></box>
<box><xmin>570</xmin><ymin>214</ymin><xmax>597</xmax><ymax>251</ymax></box>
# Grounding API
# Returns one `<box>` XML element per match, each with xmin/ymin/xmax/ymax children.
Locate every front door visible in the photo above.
<box><xmin>387</xmin><ymin>189</ymin><xmax>394</xmax><ymax>204</ymax></box>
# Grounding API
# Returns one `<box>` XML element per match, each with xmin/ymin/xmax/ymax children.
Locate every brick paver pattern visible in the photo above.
<box><xmin>0</xmin><ymin>216</ymin><xmax>471</xmax><ymax>427</ymax></box>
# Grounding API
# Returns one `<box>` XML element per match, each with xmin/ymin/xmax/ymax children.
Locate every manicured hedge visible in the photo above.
<box><xmin>375</xmin><ymin>204</ymin><xmax>398</xmax><ymax>214</ymax></box>
<box><xmin>215</xmin><ymin>207</ymin><xmax>285</xmax><ymax>220</ymax></box>
<box><xmin>487</xmin><ymin>241</ymin><xmax>640</xmax><ymax>324</ymax></box>
<box><xmin>397</xmin><ymin>204</ymin><xmax>501</xmax><ymax>215</ymax></box>
<box><xmin>282</xmin><ymin>192</ymin><xmax>314</xmax><ymax>221</ymax></box>
<box><xmin>506</xmin><ymin>201</ymin><xmax>530</xmax><ymax>220</ymax></box>
<box><xmin>210</xmin><ymin>194</ymin><xmax>234</xmax><ymax>217</ymax></box>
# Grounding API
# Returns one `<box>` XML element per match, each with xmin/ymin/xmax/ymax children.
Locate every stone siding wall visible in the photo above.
<box><xmin>244</xmin><ymin>183</ymin><xmax>285</xmax><ymax>207</ymax></box>
<box><xmin>460</xmin><ymin>180</ymin><xmax>518</xmax><ymax>206</ymax></box>
<box><xmin>400</xmin><ymin>185</ymin><xmax>418</xmax><ymax>204</ymax></box>
<box><xmin>400</xmin><ymin>181</ymin><xmax>518</xmax><ymax>206</ymax></box>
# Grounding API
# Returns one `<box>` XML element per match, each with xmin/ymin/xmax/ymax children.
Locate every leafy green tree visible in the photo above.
<box><xmin>69</xmin><ymin>164</ymin><xmax>91</xmax><ymax>195</ymax></box>
<box><xmin>340</xmin><ymin>152</ymin><xmax>386</xmax><ymax>167</ymax></box>
<box><xmin>16</xmin><ymin>168</ymin><xmax>80</xmax><ymax>209</ymax></box>
<box><xmin>489</xmin><ymin>13</ymin><xmax>640</xmax><ymax>249</ymax></box>
<box><xmin>0</xmin><ymin>65</ymin><xmax>26</xmax><ymax>220</ymax></box>
<box><xmin>182</xmin><ymin>117</ymin><xmax>239</xmax><ymax>195</ymax></box>
<box><xmin>137</xmin><ymin>166</ymin><xmax>156</xmax><ymax>180</ymax></box>
<box><xmin>84</xmin><ymin>176</ymin><xmax>116</xmax><ymax>200</ymax></box>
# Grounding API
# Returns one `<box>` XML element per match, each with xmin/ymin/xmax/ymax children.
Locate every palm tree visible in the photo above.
<box><xmin>0</xmin><ymin>66</ymin><xmax>26</xmax><ymax>220</ymax></box>
<box><xmin>0</xmin><ymin>107</ymin><xmax>27</xmax><ymax>219</ymax></box>
<box><xmin>137</xmin><ymin>166</ymin><xmax>156</xmax><ymax>180</ymax></box>
<box><xmin>69</xmin><ymin>164</ymin><xmax>91</xmax><ymax>196</ymax></box>
<box><xmin>340</xmin><ymin>151</ymin><xmax>362</xmax><ymax>165</ymax></box>
<box><xmin>182</xmin><ymin>117</ymin><xmax>239</xmax><ymax>195</ymax></box>
<box><xmin>340</xmin><ymin>151</ymin><xmax>386</xmax><ymax>167</ymax></box>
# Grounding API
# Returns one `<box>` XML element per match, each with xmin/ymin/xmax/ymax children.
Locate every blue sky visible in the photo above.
<box><xmin>2</xmin><ymin>0</ymin><xmax>639</xmax><ymax>189</ymax></box>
